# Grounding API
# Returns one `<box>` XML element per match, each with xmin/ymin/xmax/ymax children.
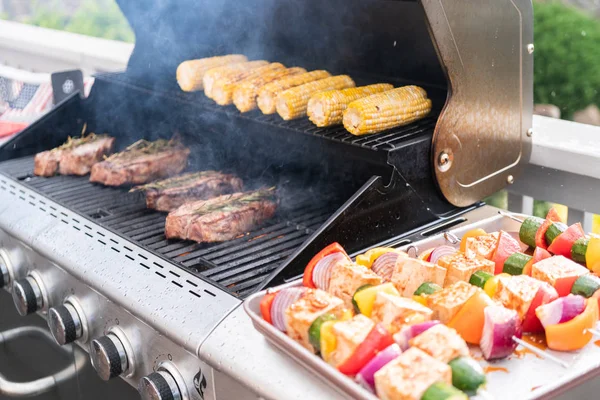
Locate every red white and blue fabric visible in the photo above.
<box><xmin>0</xmin><ymin>74</ymin><xmax>94</xmax><ymax>139</ymax></box>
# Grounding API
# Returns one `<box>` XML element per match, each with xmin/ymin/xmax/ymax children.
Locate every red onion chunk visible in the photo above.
<box><xmin>480</xmin><ymin>306</ymin><xmax>521</xmax><ymax>360</ymax></box>
<box><xmin>393</xmin><ymin>320</ymin><xmax>441</xmax><ymax>351</ymax></box>
<box><xmin>356</xmin><ymin>344</ymin><xmax>401</xmax><ymax>391</ymax></box>
<box><xmin>271</xmin><ymin>287</ymin><xmax>306</xmax><ymax>332</ymax></box>
<box><xmin>429</xmin><ymin>245</ymin><xmax>457</xmax><ymax>264</ymax></box>
<box><xmin>536</xmin><ymin>295</ymin><xmax>586</xmax><ymax>329</ymax></box>
<box><xmin>355</xmin><ymin>374</ymin><xmax>375</xmax><ymax>394</ymax></box>
<box><xmin>372</xmin><ymin>252</ymin><xmax>399</xmax><ymax>282</ymax></box>
<box><xmin>312</xmin><ymin>253</ymin><xmax>347</xmax><ymax>291</ymax></box>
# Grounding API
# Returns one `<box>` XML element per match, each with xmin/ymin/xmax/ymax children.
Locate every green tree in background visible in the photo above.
<box><xmin>534</xmin><ymin>1</ymin><xmax>600</xmax><ymax>118</ymax></box>
<box><xmin>21</xmin><ymin>0</ymin><xmax>134</xmax><ymax>43</ymax></box>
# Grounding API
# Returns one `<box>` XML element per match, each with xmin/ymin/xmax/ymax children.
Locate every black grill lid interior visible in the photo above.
<box><xmin>116</xmin><ymin>0</ymin><xmax>447</xmax><ymax>91</ymax></box>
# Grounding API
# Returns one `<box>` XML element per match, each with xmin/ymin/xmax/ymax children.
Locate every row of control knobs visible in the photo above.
<box><xmin>0</xmin><ymin>258</ymin><xmax>184</xmax><ymax>400</ymax></box>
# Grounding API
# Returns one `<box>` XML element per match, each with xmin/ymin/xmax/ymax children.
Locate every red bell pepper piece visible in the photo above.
<box><xmin>546</xmin><ymin>207</ymin><xmax>563</xmax><ymax>223</ymax></box>
<box><xmin>492</xmin><ymin>231</ymin><xmax>522</xmax><ymax>274</ymax></box>
<box><xmin>338</xmin><ymin>323</ymin><xmax>394</xmax><ymax>376</ymax></box>
<box><xmin>523</xmin><ymin>247</ymin><xmax>552</xmax><ymax>276</ymax></box>
<box><xmin>302</xmin><ymin>243</ymin><xmax>348</xmax><ymax>288</ymax></box>
<box><xmin>522</xmin><ymin>282</ymin><xmax>558</xmax><ymax>333</ymax></box>
<box><xmin>548</xmin><ymin>223</ymin><xmax>585</xmax><ymax>259</ymax></box>
<box><xmin>260</xmin><ymin>292</ymin><xmax>278</xmax><ymax>324</ymax></box>
<box><xmin>535</xmin><ymin>219</ymin><xmax>553</xmax><ymax>250</ymax></box>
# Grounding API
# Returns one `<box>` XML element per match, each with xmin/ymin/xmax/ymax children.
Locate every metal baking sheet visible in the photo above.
<box><xmin>244</xmin><ymin>208</ymin><xmax>600</xmax><ymax>399</ymax></box>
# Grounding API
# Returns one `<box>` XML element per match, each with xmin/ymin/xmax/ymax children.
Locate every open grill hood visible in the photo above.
<box><xmin>0</xmin><ymin>0</ymin><xmax>533</xmax><ymax>295</ymax></box>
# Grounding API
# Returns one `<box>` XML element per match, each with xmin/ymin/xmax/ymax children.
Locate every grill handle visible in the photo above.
<box><xmin>0</xmin><ymin>326</ymin><xmax>87</xmax><ymax>398</ymax></box>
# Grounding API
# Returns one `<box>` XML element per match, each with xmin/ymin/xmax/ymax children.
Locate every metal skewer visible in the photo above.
<box><xmin>511</xmin><ymin>336</ymin><xmax>569</xmax><ymax>368</ymax></box>
<box><xmin>584</xmin><ymin>327</ymin><xmax>600</xmax><ymax>337</ymax></box>
<box><xmin>498</xmin><ymin>210</ymin><xmax>525</xmax><ymax>224</ymax></box>
<box><xmin>443</xmin><ymin>231</ymin><xmax>460</xmax><ymax>245</ymax></box>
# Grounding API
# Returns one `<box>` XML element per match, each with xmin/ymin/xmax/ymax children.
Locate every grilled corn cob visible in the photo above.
<box><xmin>212</xmin><ymin>63</ymin><xmax>286</xmax><ymax>106</ymax></box>
<box><xmin>276</xmin><ymin>75</ymin><xmax>355</xmax><ymax>120</ymax></box>
<box><xmin>343</xmin><ymin>86</ymin><xmax>432</xmax><ymax>136</ymax></box>
<box><xmin>203</xmin><ymin>60</ymin><xmax>269</xmax><ymax>98</ymax></box>
<box><xmin>257</xmin><ymin>70</ymin><xmax>331</xmax><ymax>114</ymax></box>
<box><xmin>176</xmin><ymin>55</ymin><xmax>248</xmax><ymax>92</ymax></box>
<box><xmin>307</xmin><ymin>83</ymin><xmax>393</xmax><ymax>127</ymax></box>
<box><xmin>233</xmin><ymin>67</ymin><xmax>307</xmax><ymax>113</ymax></box>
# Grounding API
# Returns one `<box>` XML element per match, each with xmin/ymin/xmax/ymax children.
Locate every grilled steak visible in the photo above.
<box><xmin>132</xmin><ymin>171</ymin><xmax>244</xmax><ymax>212</ymax></box>
<box><xmin>34</xmin><ymin>134</ymin><xmax>115</xmax><ymax>177</ymax></box>
<box><xmin>90</xmin><ymin>138</ymin><xmax>190</xmax><ymax>186</ymax></box>
<box><xmin>165</xmin><ymin>188</ymin><xmax>277</xmax><ymax>243</ymax></box>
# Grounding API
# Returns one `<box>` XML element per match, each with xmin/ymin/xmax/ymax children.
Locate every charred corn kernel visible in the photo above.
<box><xmin>176</xmin><ymin>55</ymin><xmax>248</xmax><ymax>92</ymax></box>
<box><xmin>257</xmin><ymin>70</ymin><xmax>331</xmax><ymax>114</ymax></box>
<box><xmin>233</xmin><ymin>67</ymin><xmax>306</xmax><ymax>112</ymax></box>
<box><xmin>276</xmin><ymin>75</ymin><xmax>355</xmax><ymax>120</ymax></box>
<box><xmin>307</xmin><ymin>84</ymin><xmax>393</xmax><ymax>127</ymax></box>
<box><xmin>203</xmin><ymin>60</ymin><xmax>269</xmax><ymax>98</ymax></box>
<box><xmin>212</xmin><ymin>63</ymin><xmax>286</xmax><ymax>106</ymax></box>
<box><xmin>343</xmin><ymin>85</ymin><xmax>432</xmax><ymax>135</ymax></box>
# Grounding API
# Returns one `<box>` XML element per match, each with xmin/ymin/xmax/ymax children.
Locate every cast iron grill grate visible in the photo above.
<box><xmin>0</xmin><ymin>156</ymin><xmax>336</xmax><ymax>297</ymax></box>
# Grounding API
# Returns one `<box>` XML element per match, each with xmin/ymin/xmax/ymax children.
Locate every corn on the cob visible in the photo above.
<box><xmin>257</xmin><ymin>70</ymin><xmax>331</xmax><ymax>114</ymax></box>
<box><xmin>307</xmin><ymin>83</ymin><xmax>393</xmax><ymax>127</ymax></box>
<box><xmin>203</xmin><ymin>60</ymin><xmax>269</xmax><ymax>98</ymax></box>
<box><xmin>212</xmin><ymin>63</ymin><xmax>286</xmax><ymax>106</ymax></box>
<box><xmin>176</xmin><ymin>55</ymin><xmax>248</xmax><ymax>92</ymax></box>
<box><xmin>233</xmin><ymin>67</ymin><xmax>307</xmax><ymax>113</ymax></box>
<box><xmin>276</xmin><ymin>75</ymin><xmax>355</xmax><ymax>120</ymax></box>
<box><xmin>343</xmin><ymin>86</ymin><xmax>432</xmax><ymax>136</ymax></box>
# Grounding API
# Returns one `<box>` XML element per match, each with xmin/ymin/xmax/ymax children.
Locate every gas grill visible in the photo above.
<box><xmin>0</xmin><ymin>0</ymin><xmax>535</xmax><ymax>399</ymax></box>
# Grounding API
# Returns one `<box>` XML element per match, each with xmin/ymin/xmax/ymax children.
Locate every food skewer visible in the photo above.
<box><xmin>510</xmin><ymin>336</ymin><xmax>569</xmax><ymax>368</ymax></box>
<box><xmin>497</xmin><ymin>210</ymin><xmax>525</xmax><ymax>224</ymax></box>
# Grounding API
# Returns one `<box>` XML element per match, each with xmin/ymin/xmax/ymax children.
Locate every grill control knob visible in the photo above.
<box><xmin>90</xmin><ymin>334</ymin><xmax>129</xmax><ymax>381</ymax></box>
<box><xmin>12</xmin><ymin>277</ymin><xmax>43</xmax><ymax>316</ymax></box>
<box><xmin>48</xmin><ymin>303</ymin><xmax>83</xmax><ymax>345</ymax></box>
<box><xmin>0</xmin><ymin>255</ymin><xmax>9</xmax><ymax>288</ymax></box>
<box><xmin>138</xmin><ymin>371</ymin><xmax>182</xmax><ymax>400</ymax></box>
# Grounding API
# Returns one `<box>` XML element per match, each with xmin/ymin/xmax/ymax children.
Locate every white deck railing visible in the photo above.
<box><xmin>0</xmin><ymin>20</ymin><xmax>132</xmax><ymax>75</ymax></box>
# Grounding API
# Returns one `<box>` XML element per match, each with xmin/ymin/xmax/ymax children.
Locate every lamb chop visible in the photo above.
<box><xmin>34</xmin><ymin>134</ymin><xmax>115</xmax><ymax>177</ymax></box>
<box><xmin>90</xmin><ymin>137</ymin><xmax>190</xmax><ymax>186</ymax></box>
<box><xmin>165</xmin><ymin>187</ymin><xmax>278</xmax><ymax>243</ymax></box>
<box><xmin>131</xmin><ymin>171</ymin><xmax>244</xmax><ymax>212</ymax></box>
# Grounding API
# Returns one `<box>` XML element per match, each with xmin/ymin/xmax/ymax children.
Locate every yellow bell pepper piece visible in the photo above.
<box><xmin>586</xmin><ymin>237</ymin><xmax>600</xmax><ymax>270</ymax></box>
<box><xmin>355</xmin><ymin>247</ymin><xmax>404</xmax><ymax>268</ymax></box>
<box><xmin>412</xmin><ymin>294</ymin><xmax>428</xmax><ymax>306</ymax></box>
<box><xmin>484</xmin><ymin>273</ymin><xmax>510</xmax><ymax>298</ymax></box>
<box><xmin>545</xmin><ymin>299</ymin><xmax>599</xmax><ymax>351</ymax></box>
<box><xmin>340</xmin><ymin>309</ymin><xmax>354</xmax><ymax>321</ymax></box>
<box><xmin>353</xmin><ymin>283</ymin><xmax>400</xmax><ymax>317</ymax></box>
<box><xmin>320</xmin><ymin>321</ymin><xmax>338</xmax><ymax>362</ymax></box>
<box><xmin>460</xmin><ymin>228</ymin><xmax>487</xmax><ymax>252</ymax></box>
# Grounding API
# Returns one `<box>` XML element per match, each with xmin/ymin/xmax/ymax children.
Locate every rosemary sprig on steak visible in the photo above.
<box><xmin>193</xmin><ymin>187</ymin><xmax>277</xmax><ymax>215</ymax></box>
<box><xmin>130</xmin><ymin>171</ymin><xmax>219</xmax><ymax>192</ymax></box>
<box><xmin>106</xmin><ymin>137</ymin><xmax>185</xmax><ymax>162</ymax></box>
<box><xmin>51</xmin><ymin>133</ymin><xmax>108</xmax><ymax>152</ymax></box>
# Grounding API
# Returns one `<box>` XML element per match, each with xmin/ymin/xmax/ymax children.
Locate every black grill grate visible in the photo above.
<box><xmin>97</xmin><ymin>73</ymin><xmax>438</xmax><ymax>153</ymax></box>
<box><xmin>0</xmin><ymin>157</ymin><xmax>336</xmax><ymax>297</ymax></box>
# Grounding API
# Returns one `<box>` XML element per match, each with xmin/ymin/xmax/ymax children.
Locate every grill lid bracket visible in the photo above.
<box><xmin>422</xmin><ymin>0</ymin><xmax>533</xmax><ymax>206</ymax></box>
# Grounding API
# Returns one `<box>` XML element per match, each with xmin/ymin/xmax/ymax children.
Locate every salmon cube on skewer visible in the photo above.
<box><xmin>328</xmin><ymin>315</ymin><xmax>375</xmax><ymax>367</ymax></box>
<box><xmin>284</xmin><ymin>289</ymin><xmax>346</xmax><ymax>352</ymax></box>
<box><xmin>374</xmin><ymin>347</ymin><xmax>452</xmax><ymax>400</ymax></box>
<box><xmin>328</xmin><ymin>263</ymin><xmax>382</xmax><ymax>308</ymax></box>
<box><xmin>426</xmin><ymin>281</ymin><xmax>478</xmax><ymax>324</ymax></box>
<box><xmin>409</xmin><ymin>324</ymin><xmax>469</xmax><ymax>363</ymax></box>
<box><xmin>464</xmin><ymin>232</ymin><xmax>499</xmax><ymax>260</ymax></box>
<box><xmin>437</xmin><ymin>251</ymin><xmax>495</xmax><ymax>287</ymax></box>
<box><xmin>371</xmin><ymin>292</ymin><xmax>433</xmax><ymax>334</ymax></box>
<box><xmin>390</xmin><ymin>257</ymin><xmax>447</xmax><ymax>297</ymax></box>
<box><xmin>493</xmin><ymin>275</ymin><xmax>540</xmax><ymax>319</ymax></box>
<box><xmin>531</xmin><ymin>256</ymin><xmax>590</xmax><ymax>296</ymax></box>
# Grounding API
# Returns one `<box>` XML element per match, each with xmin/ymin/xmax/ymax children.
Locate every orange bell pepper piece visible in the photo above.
<box><xmin>460</xmin><ymin>228</ymin><xmax>487</xmax><ymax>252</ymax></box>
<box><xmin>545</xmin><ymin>299</ymin><xmax>599</xmax><ymax>351</ymax></box>
<box><xmin>448</xmin><ymin>289</ymin><xmax>494</xmax><ymax>344</ymax></box>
